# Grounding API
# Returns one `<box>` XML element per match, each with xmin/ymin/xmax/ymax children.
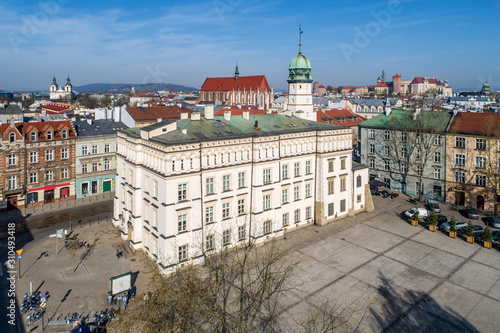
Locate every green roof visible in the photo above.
<box><xmin>358</xmin><ymin>109</ymin><xmax>453</xmax><ymax>133</ymax></box>
<box><xmin>122</xmin><ymin>114</ymin><xmax>343</xmax><ymax>145</ymax></box>
<box><xmin>287</xmin><ymin>51</ymin><xmax>313</xmax><ymax>83</ymax></box>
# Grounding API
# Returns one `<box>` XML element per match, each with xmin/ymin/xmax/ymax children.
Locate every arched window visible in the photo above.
<box><xmin>10</xmin><ymin>133</ymin><xmax>15</xmax><ymax>143</ymax></box>
<box><xmin>357</xmin><ymin>175</ymin><xmax>362</xmax><ymax>188</ymax></box>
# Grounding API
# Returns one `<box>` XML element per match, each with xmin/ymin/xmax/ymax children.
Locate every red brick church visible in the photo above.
<box><xmin>196</xmin><ymin>65</ymin><xmax>273</xmax><ymax>110</ymax></box>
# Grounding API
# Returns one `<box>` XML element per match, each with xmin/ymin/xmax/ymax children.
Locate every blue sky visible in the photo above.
<box><xmin>1</xmin><ymin>0</ymin><xmax>499</xmax><ymax>92</ymax></box>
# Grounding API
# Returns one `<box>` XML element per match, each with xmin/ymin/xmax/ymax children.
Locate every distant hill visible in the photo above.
<box><xmin>73</xmin><ymin>83</ymin><xmax>199</xmax><ymax>94</ymax></box>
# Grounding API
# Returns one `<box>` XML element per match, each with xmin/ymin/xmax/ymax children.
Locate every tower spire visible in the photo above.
<box><xmin>234</xmin><ymin>62</ymin><xmax>239</xmax><ymax>79</ymax></box>
<box><xmin>298</xmin><ymin>24</ymin><xmax>303</xmax><ymax>55</ymax></box>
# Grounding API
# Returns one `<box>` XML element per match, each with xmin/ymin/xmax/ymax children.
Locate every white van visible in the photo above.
<box><xmin>404</xmin><ymin>207</ymin><xmax>428</xmax><ymax>219</ymax></box>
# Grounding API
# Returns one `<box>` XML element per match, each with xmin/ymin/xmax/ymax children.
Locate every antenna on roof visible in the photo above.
<box><xmin>298</xmin><ymin>24</ymin><xmax>303</xmax><ymax>55</ymax></box>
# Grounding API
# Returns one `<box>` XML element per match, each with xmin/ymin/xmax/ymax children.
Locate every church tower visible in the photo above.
<box><xmin>64</xmin><ymin>75</ymin><xmax>72</xmax><ymax>93</ymax></box>
<box><xmin>287</xmin><ymin>26</ymin><xmax>314</xmax><ymax>121</ymax></box>
<box><xmin>50</xmin><ymin>75</ymin><xmax>58</xmax><ymax>93</ymax></box>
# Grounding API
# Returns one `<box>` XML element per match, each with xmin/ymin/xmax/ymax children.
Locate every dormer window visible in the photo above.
<box><xmin>47</xmin><ymin>131</ymin><xmax>53</xmax><ymax>140</ymax></box>
<box><xmin>62</xmin><ymin>130</ymin><xmax>67</xmax><ymax>139</ymax></box>
<box><xmin>9</xmin><ymin>133</ymin><xmax>15</xmax><ymax>143</ymax></box>
<box><xmin>31</xmin><ymin>132</ymin><xmax>36</xmax><ymax>141</ymax></box>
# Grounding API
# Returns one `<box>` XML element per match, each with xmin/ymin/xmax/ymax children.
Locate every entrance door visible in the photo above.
<box><xmin>92</xmin><ymin>180</ymin><xmax>98</xmax><ymax>194</ymax></box>
<box><xmin>455</xmin><ymin>191</ymin><xmax>465</xmax><ymax>206</ymax></box>
<box><xmin>401</xmin><ymin>183</ymin><xmax>407</xmax><ymax>194</ymax></box>
<box><xmin>7</xmin><ymin>196</ymin><xmax>18</xmax><ymax>210</ymax></box>
<box><xmin>433</xmin><ymin>185</ymin><xmax>442</xmax><ymax>199</ymax></box>
<box><xmin>477</xmin><ymin>195</ymin><xmax>485</xmax><ymax>210</ymax></box>
<box><xmin>103</xmin><ymin>180</ymin><xmax>111</xmax><ymax>192</ymax></box>
<box><xmin>44</xmin><ymin>190</ymin><xmax>54</xmax><ymax>203</ymax></box>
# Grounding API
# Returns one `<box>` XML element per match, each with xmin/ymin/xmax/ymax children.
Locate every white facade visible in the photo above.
<box><xmin>113</xmin><ymin>113</ymin><xmax>369</xmax><ymax>273</ymax></box>
<box><xmin>288</xmin><ymin>82</ymin><xmax>315</xmax><ymax>121</ymax></box>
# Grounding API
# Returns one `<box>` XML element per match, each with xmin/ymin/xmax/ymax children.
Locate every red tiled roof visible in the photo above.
<box><xmin>42</xmin><ymin>104</ymin><xmax>73</xmax><ymax>112</ymax></box>
<box><xmin>375</xmin><ymin>83</ymin><xmax>388</xmax><ymax>87</ymax></box>
<box><xmin>17</xmin><ymin>120</ymin><xmax>76</xmax><ymax>141</ymax></box>
<box><xmin>126</xmin><ymin>105</ymin><xmax>196</xmax><ymax>122</ymax></box>
<box><xmin>200</xmin><ymin>75</ymin><xmax>271</xmax><ymax>91</ymax></box>
<box><xmin>132</xmin><ymin>94</ymin><xmax>159</xmax><ymax>98</ymax></box>
<box><xmin>411</xmin><ymin>77</ymin><xmax>438</xmax><ymax>84</ymax></box>
<box><xmin>316</xmin><ymin>108</ymin><xmax>366</xmax><ymax>127</ymax></box>
<box><xmin>318</xmin><ymin>84</ymin><xmax>326</xmax><ymax>88</ymax></box>
<box><xmin>214</xmin><ymin>108</ymin><xmax>267</xmax><ymax>116</ymax></box>
<box><xmin>393</xmin><ymin>74</ymin><xmax>401</xmax><ymax>78</ymax></box>
<box><xmin>448</xmin><ymin>112</ymin><xmax>500</xmax><ymax>136</ymax></box>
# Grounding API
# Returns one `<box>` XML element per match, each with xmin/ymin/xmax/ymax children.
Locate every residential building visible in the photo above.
<box><xmin>74</xmin><ymin>119</ymin><xmax>127</xmax><ymax>198</ymax></box>
<box><xmin>113</xmin><ymin>111</ymin><xmax>368</xmax><ymax>273</ymax></box>
<box><xmin>445</xmin><ymin>112</ymin><xmax>500</xmax><ymax>212</ymax></box>
<box><xmin>359</xmin><ymin>109</ymin><xmax>452</xmax><ymax>201</ymax></box>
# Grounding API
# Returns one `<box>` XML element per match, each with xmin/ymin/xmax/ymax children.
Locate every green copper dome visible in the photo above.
<box><xmin>288</xmin><ymin>49</ymin><xmax>312</xmax><ymax>83</ymax></box>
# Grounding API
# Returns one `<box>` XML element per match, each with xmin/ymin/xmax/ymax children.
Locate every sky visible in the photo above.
<box><xmin>1</xmin><ymin>0</ymin><xmax>500</xmax><ymax>92</ymax></box>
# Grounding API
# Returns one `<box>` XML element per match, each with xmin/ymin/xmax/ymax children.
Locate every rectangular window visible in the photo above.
<box><xmin>328</xmin><ymin>178</ymin><xmax>334</xmax><ymax>195</ymax></box>
<box><xmin>206</xmin><ymin>235</ymin><xmax>214</xmax><ymax>251</ymax></box>
<box><xmin>7</xmin><ymin>154</ymin><xmax>16</xmax><ymax>165</ymax></box>
<box><xmin>341</xmin><ymin>158</ymin><xmax>346</xmax><ymax>170</ymax></box>
<box><xmin>328</xmin><ymin>159</ymin><xmax>334</xmax><ymax>172</ymax></box>
<box><xmin>416</xmin><ymin>165</ymin><xmax>422</xmax><ymax>175</ymax></box>
<box><xmin>153</xmin><ymin>180</ymin><xmax>158</xmax><ymax>198</ymax></box>
<box><xmin>385</xmin><ymin>160</ymin><xmax>390</xmax><ymax>171</ymax></box>
<box><xmin>369</xmin><ymin>158</ymin><xmax>375</xmax><ymax>168</ymax></box>
<box><xmin>282</xmin><ymin>164</ymin><xmax>289</xmax><ymax>179</ymax></box>
<box><xmin>92</xmin><ymin>145</ymin><xmax>98</xmax><ymax>154</ymax></box>
<box><xmin>434</xmin><ymin>135</ymin><xmax>441</xmax><ymax>145</ymax></box>
<box><xmin>475</xmin><ymin>156</ymin><xmax>486</xmax><ymax>169</ymax></box>
<box><xmin>369</xmin><ymin>129</ymin><xmax>375</xmax><ymax>139</ymax></box>
<box><xmin>61</xmin><ymin>168</ymin><xmax>69</xmax><ymax>179</ymax></box>
<box><xmin>238</xmin><ymin>172</ymin><xmax>245</xmax><ymax>188</ymax></box>
<box><xmin>222</xmin><ymin>202</ymin><xmax>230</xmax><ymax>219</ymax></box>
<box><xmin>294</xmin><ymin>209</ymin><xmax>300</xmax><ymax>223</ymax></box>
<box><xmin>263</xmin><ymin>220</ymin><xmax>271</xmax><ymax>234</ymax></box>
<box><xmin>46</xmin><ymin>131</ymin><xmax>52</xmax><ymax>140</ymax></box>
<box><xmin>92</xmin><ymin>162</ymin><xmax>98</xmax><ymax>172</ymax></box>
<box><xmin>294</xmin><ymin>186</ymin><xmax>300</xmax><ymax>201</ymax></box>
<box><xmin>178</xmin><ymin>214</ymin><xmax>187</xmax><ymax>232</ymax></box>
<box><xmin>282</xmin><ymin>213</ymin><xmax>289</xmax><ymax>227</ymax></box>
<box><xmin>104</xmin><ymin>144</ymin><xmax>110</xmax><ymax>153</ymax></box>
<box><xmin>263</xmin><ymin>194</ymin><xmax>271</xmax><ymax>210</ymax></box>
<box><xmin>178</xmin><ymin>183</ymin><xmax>187</xmax><ymax>201</ymax></box>
<box><xmin>434</xmin><ymin>152</ymin><xmax>441</xmax><ymax>163</ymax></box>
<box><xmin>46</xmin><ymin>150</ymin><xmax>54</xmax><ymax>161</ymax></box>
<box><xmin>238</xmin><ymin>199</ymin><xmax>245</xmax><ymax>215</ymax></box>
<box><xmin>29</xmin><ymin>151</ymin><xmax>38</xmax><ymax>163</ymax></box>
<box><xmin>306</xmin><ymin>206</ymin><xmax>311</xmax><ymax>219</ymax></box>
<box><xmin>46</xmin><ymin>170</ymin><xmax>54</xmax><ymax>181</ymax></box>
<box><xmin>384</xmin><ymin>130</ymin><xmax>390</xmax><ymax>140</ymax></box>
<box><xmin>455</xmin><ymin>137</ymin><xmax>466</xmax><ymax>148</ymax></box>
<box><xmin>434</xmin><ymin>168</ymin><xmax>441</xmax><ymax>179</ymax></box>
<box><xmin>104</xmin><ymin>160</ymin><xmax>110</xmax><ymax>170</ymax></box>
<box><xmin>31</xmin><ymin>132</ymin><xmax>36</xmax><ymax>141</ymax></box>
<box><xmin>82</xmin><ymin>164</ymin><xmax>88</xmax><ymax>173</ymax></box>
<box><xmin>30</xmin><ymin>172</ymin><xmax>37</xmax><ymax>184</ymax></box>
<box><xmin>205</xmin><ymin>206</ymin><xmax>214</xmax><ymax>223</ymax></box>
<box><xmin>475</xmin><ymin>138</ymin><xmax>486</xmax><ymax>150</ymax></box>
<box><xmin>82</xmin><ymin>146</ymin><xmax>88</xmax><ymax>155</ymax></box>
<box><xmin>263</xmin><ymin>169</ymin><xmax>271</xmax><ymax>184</ymax></box>
<box><xmin>455</xmin><ymin>154</ymin><xmax>465</xmax><ymax>166</ymax></box>
<box><xmin>401</xmin><ymin>132</ymin><xmax>407</xmax><ymax>142</ymax></box>
<box><xmin>152</xmin><ymin>207</ymin><xmax>158</xmax><ymax>228</ymax></box>
<box><xmin>369</xmin><ymin>144</ymin><xmax>375</xmax><ymax>154</ymax></box>
<box><xmin>455</xmin><ymin>171</ymin><xmax>465</xmax><ymax>184</ymax></box>
<box><xmin>384</xmin><ymin>146</ymin><xmax>390</xmax><ymax>156</ymax></box>
<box><xmin>178</xmin><ymin>245</ymin><xmax>188</xmax><ymax>262</ymax></box>
<box><xmin>61</xmin><ymin>148</ymin><xmax>68</xmax><ymax>159</ymax></box>
<box><xmin>476</xmin><ymin>175</ymin><xmax>486</xmax><ymax>187</ymax></box>
<box><xmin>223</xmin><ymin>175</ymin><xmax>230</xmax><ymax>191</ymax></box>
<box><xmin>340</xmin><ymin>177</ymin><xmax>346</xmax><ymax>192</ymax></box>
<box><xmin>305</xmin><ymin>160</ymin><xmax>311</xmax><ymax>174</ymax></box>
<box><xmin>328</xmin><ymin>203</ymin><xmax>334</xmax><ymax>216</ymax></box>
<box><xmin>340</xmin><ymin>199</ymin><xmax>346</xmax><ymax>212</ymax></box>
<box><xmin>294</xmin><ymin>162</ymin><xmax>300</xmax><ymax>177</ymax></box>
<box><xmin>222</xmin><ymin>229</ymin><xmax>231</xmax><ymax>246</ymax></box>
<box><xmin>401</xmin><ymin>148</ymin><xmax>407</xmax><ymax>158</ymax></box>
<box><xmin>238</xmin><ymin>226</ymin><xmax>246</xmax><ymax>241</ymax></box>
<box><xmin>282</xmin><ymin>188</ymin><xmax>289</xmax><ymax>204</ymax></box>
<box><xmin>305</xmin><ymin>183</ymin><xmax>311</xmax><ymax>197</ymax></box>
<box><xmin>357</xmin><ymin>195</ymin><xmax>362</xmax><ymax>203</ymax></box>
<box><xmin>206</xmin><ymin>177</ymin><xmax>214</xmax><ymax>194</ymax></box>
<box><xmin>7</xmin><ymin>175</ymin><xmax>17</xmax><ymax>190</ymax></box>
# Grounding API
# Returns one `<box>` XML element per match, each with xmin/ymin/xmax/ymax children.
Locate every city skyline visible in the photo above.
<box><xmin>2</xmin><ymin>0</ymin><xmax>500</xmax><ymax>92</ymax></box>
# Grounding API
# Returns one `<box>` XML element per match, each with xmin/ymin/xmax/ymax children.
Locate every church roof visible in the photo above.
<box><xmin>200</xmin><ymin>76</ymin><xmax>271</xmax><ymax>92</ymax></box>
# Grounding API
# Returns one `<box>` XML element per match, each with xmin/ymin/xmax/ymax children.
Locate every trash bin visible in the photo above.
<box><xmin>108</xmin><ymin>295</ymin><xmax>113</xmax><ymax>304</ymax></box>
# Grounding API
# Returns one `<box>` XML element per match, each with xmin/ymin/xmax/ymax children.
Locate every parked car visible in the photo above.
<box><xmin>459</xmin><ymin>225</ymin><xmax>484</xmax><ymax>236</ymax></box>
<box><xmin>485</xmin><ymin>216</ymin><xmax>500</xmax><ymax>228</ymax></box>
<box><xmin>425</xmin><ymin>200</ymin><xmax>441</xmax><ymax>213</ymax></box>
<box><xmin>460</xmin><ymin>208</ymin><xmax>479</xmax><ymax>219</ymax></box>
<box><xmin>423</xmin><ymin>214</ymin><xmax>448</xmax><ymax>225</ymax></box>
<box><xmin>492</xmin><ymin>231</ymin><xmax>500</xmax><ymax>243</ymax></box>
<box><xmin>440</xmin><ymin>220</ymin><xmax>468</xmax><ymax>232</ymax></box>
<box><xmin>404</xmin><ymin>207</ymin><xmax>429</xmax><ymax>219</ymax></box>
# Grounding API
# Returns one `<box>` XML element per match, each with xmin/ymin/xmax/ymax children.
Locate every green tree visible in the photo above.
<box><xmin>100</xmin><ymin>97</ymin><xmax>112</xmax><ymax>107</ymax></box>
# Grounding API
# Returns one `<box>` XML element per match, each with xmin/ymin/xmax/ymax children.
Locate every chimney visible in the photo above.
<box><xmin>191</xmin><ymin>112</ymin><xmax>201</xmax><ymax>120</ymax></box>
<box><xmin>243</xmin><ymin>110</ymin><xmax>250</xmax><ymax>120</ymax></box>
<box><xmin>157</xmin><ymin>118</ymin><xmax>162</xmax><ymax>123</ymax></box>
<box><xmin>182</xmin><ymin>128</ymin><xmax>187</xmax><ymax>134</ymax></box>
<box><xmin>87</xmin><ymin>119</ymin><xmax>93</xmax><ymax>125</ymax></box>
<box><xmin>180</xmin><ymin>112</ymin><xmax>189</xmax><ymax>120</ymax></box>
<box><xmin>224</xmin><ymin>110</ymin><xmax>231</xmax><ymax>121</ymax></box>
<box><xmin>254</xmin><ymin>120</ymin><xmax>259</xmax><ymax>129</ymax></box>
<box><xmin>204</xmin><ymin>105</ymin><xmax>214</xmax><ymax>119</ymax></box>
